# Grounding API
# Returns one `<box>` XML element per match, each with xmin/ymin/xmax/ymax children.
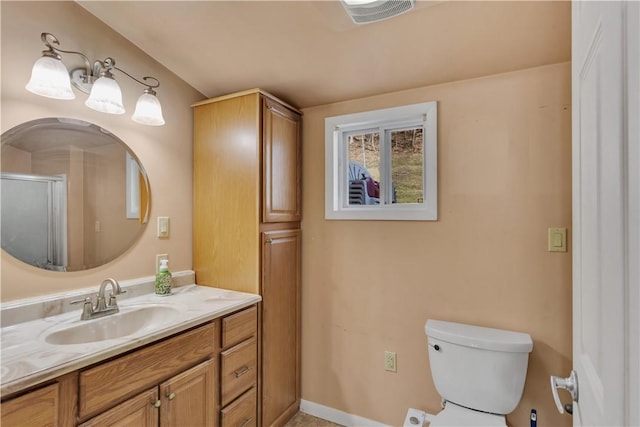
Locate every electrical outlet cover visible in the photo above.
<box><xmin>156</xmin><ymin>254</ymin><xmax>168</xmax><ymax>273</ymax></box>
<box><xmin>384</xmin><ymin>351</ymin><xmax>397</xmax><ymax>372</ymax></box>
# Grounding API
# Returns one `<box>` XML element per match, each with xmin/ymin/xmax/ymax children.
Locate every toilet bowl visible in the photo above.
<box><xmin>424</xmin><ymin>319</ymin><xmax>533</xmax><ymax>427</ymax></box>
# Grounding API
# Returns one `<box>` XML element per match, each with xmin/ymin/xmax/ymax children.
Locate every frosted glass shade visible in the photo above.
<box><xmin>132</xmin><ymin>92</ymin><xmax>165</xmax><ymax>126</ymax></box>
<box><xmin>85</xmin><ymin>76</ymin><xmax>125</xmax><ymax>114</ymax></box>
<box><xmin>25</xmin><ymin>56</ymin><xmax>75</xmax><ymax>100</ymax></box>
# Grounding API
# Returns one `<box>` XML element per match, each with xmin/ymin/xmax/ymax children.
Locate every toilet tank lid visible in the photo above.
<box><xmin>425</xmin><ymin>320</ymin><xmax>533</xmax><ymax>353</ymax></box>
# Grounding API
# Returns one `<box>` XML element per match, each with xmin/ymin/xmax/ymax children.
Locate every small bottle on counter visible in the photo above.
<box><xmin>155</xmin><ymin>259</ymin><xmax>172</xmax><ymax>296</ymax></box>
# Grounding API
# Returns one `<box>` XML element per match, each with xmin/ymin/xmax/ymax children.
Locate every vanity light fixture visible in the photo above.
<box><xmin>340</xmin><ymin>0</ymin><xmax>415</xmax><ymax>24</ymax></box>
<box><xmin>25</xmin><ymin>33</ymin><xmax>165</xmax><ymax>126</ymax></box>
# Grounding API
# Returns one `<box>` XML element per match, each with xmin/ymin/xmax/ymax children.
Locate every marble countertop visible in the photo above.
<box><xmin>1</xmin><ymin>284</ymin><xmax>261</xmax><ymax>397</ymax></box>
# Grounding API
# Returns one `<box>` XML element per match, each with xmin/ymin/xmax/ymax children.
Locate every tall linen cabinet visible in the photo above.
<box><xmin>193</xmin><ymin>89</ymin><xmax>301</xmax><ymax>427</ymax></box>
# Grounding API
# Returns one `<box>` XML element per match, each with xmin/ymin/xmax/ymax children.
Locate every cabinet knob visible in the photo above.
<box><xmin>152</xmin><ymin>399</ymin><xmax>161</xmax><ymax>408</ymax></box>
<box><xmin>167</xmin><ymin>392</ymin><xmax>176</xmax><ymax>400</ymax></box>
<box><xmin>266</xmin><ymin>238</ymin><xmax>273</xmax><ymax>244</ymax></box>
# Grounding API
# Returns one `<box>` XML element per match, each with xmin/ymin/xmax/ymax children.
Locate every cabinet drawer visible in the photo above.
<box><xmin>220</xmin><ymin>337</ymin><xmax>257</xmax><ymax>407</ymax></box>
<box><xmin>222</xmin><ymin>306</ymin><xmax>257</xmax><ymax>349</ymax></box>
<box><xmin>79</xmin><ymin>323</ymin><xmax>215</xmax><ymax>419</ymax></box>
<box><xmin>1</xmin><ymin>383</ymin><xmax>59</xmax><ymax>427</ymax></box>
<box><xmin>221</xmin><ymin>387</ymin><xmax>256</xmax><ymax>427</ymax></box>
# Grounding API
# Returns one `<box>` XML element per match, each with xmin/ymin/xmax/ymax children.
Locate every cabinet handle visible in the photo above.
<box><xmin>152</xmin><ymin>399</ymin><xmax>161</xmax><ymax>408</ymax></box>
<box><xmin>240</xmin><ymin>417</ymin><xmax>255</xmax><ymax>427</ymax></box>
<box><xmin>167</xmin><ymin>392</ymin><xmax>176</xmax><ymax>400</ymax></box>
<box><xmin>266</xmin><ymin>238</ymin><xmax>273</xmax><ymax>244</ymax></box>
<box><xmin>234</xmin><ymin>366</ymin><xmax>251</xmax><ymax>378</ymax></box>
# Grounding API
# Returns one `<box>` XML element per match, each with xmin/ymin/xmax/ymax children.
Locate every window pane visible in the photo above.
<box><xmin>390</xmin><ymin>128</ymin><xmax>423</xmax><ymax>204</ymax></box>
<box><xmin>347</xmin><ymin>132</ymin><xmax>380</xmax><ymax>205</ymax></box>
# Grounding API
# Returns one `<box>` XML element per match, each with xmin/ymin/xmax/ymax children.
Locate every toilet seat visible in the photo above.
<box><xmin>428</xmin><ymin>402</ymin><xmax>506</xmax><ymax>427</ymax></box>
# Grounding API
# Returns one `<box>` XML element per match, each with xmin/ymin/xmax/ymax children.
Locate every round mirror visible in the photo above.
<box><xmin>1</xmin><ymin>118</ymin><xmax>150</xmax><ymax>272</ymax></box>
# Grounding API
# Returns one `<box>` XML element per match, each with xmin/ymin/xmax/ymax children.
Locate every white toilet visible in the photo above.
<box><xmin>424</xmin><ymin>319</ymin><xmax>533</xmax><ymax>426</ymax></box>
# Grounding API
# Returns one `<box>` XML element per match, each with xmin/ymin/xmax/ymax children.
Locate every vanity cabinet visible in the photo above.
<box><xmin>1</xmin><ymin>302</ymin><xmax>263</xmax><ymax>427</ymax></box>
<box><xmin>78</xmin><ymin>323</ymin><xmax>216</xmax><ymax>426</ymax></box>
<box><xmin>79</xmin><ymin>360</ymin><xmax>216</xmax><ymax>427</ymax></box>
<box><xmin>220</xmin><ymin>306</ymin><xmax>258</xmax><ymax>427</ymax></box>
<box><xmin>193</xmin><ymin>89</ymin><xmax>302</xmax><ymax>427</ymax></box>
<box><xmin>1</xmin><ymin>383</ymin><xmax>61</xmax><ymax>427</ymax></box>
<box><xmin>78</xmin><ymin>388</ymin><xmax>158</xmax><ymax>427</ymax></box>
<box><xmin>1</xmin><ymin>373</ymin><xmax>77</xmax><ymax>427</ymax></box>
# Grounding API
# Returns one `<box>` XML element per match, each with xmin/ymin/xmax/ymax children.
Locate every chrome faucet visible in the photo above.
<box><xmin>71</xmin><ymin>278</ymin><xmax>126</xmax><ymax>320</ymax></box>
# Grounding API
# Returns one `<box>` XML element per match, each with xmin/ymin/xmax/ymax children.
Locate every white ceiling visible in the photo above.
<box><xmin>77</xmin><ymin>1</ymin><xmax>571</xmax><ymax>109</ymax></box>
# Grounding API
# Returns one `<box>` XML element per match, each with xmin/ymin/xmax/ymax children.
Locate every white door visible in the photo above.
<box><xmin>553</xmin><ymin>1</ymin><xmax>640</xmax><ymax>426</ymax></box>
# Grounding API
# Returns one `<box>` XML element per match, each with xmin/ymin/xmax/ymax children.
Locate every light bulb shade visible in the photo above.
<box><xmin>132</xmin><ymin>92</ymin><xmax>165</xmax><ymax>126</ymax></box>
<box><xmin>25</xmin><ymin>56</ymin><xmax>75</xmax><ymax>100</ymax></box>
<box><xmin>85</xmin><ymin>76</ymin><xmax>125</xmax><ymax>114</ymax></box>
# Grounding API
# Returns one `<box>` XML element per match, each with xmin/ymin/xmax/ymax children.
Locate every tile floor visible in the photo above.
<box><xmin>285</xmin><ymin>412</ymin><xmax>344</xmax><ymax>427</ymax></box>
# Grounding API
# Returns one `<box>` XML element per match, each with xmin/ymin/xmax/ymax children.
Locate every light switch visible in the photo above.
<box><xmin>548</xmin><ymin>227</ymin><xmax>567</xmax><ymax>252</ymax></box>
<box><xmin>157</xmin><ymin>216</ymin><xmax>170</xmax><ymax>238</ymax></box>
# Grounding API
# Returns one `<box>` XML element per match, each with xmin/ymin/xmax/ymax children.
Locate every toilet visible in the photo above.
<box><xmin>424</xmin><ymin>319</ymin><xmax>533</xmax><ymax>426</ymax></box>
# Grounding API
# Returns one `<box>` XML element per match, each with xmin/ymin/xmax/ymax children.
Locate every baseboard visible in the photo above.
<box><xmin>300</xmin><ymin>399</ymin><xmax>390</xmax><ymax>427</ymax></box>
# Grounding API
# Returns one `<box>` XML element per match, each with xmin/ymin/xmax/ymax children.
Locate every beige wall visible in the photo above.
<box><xmin>1</xmin><ymin>1</ymin><xmax>203</xmax><ymax>300</ymax></box>
<box><xmin>300</xmin><ymin>63</ymin><xmax>572</xmax><ymax>427</ymax></box>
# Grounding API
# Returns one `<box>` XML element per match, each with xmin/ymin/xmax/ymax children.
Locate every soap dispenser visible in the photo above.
<box><xmin>155</xmin><ymin>259</ymin><xmax>172</xmax><ymax>296</ymax></box>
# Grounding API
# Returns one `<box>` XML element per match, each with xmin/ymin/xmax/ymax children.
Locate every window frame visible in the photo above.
<box><xmin>325</xmin><ymin>101</ymin><xmax>438</xmax><ymax>221</ymax></box>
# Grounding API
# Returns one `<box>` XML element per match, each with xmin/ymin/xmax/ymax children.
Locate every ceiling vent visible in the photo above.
<box><xmin>341</xmin><ymin>0</ymin><xmax>415</xmax><ymax>25</ymax></box>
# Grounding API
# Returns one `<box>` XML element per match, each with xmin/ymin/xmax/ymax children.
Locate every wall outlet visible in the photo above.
<box><xmin>384</xmin><ymin>351</ymin><xmax>397</xmax><ymax>372</ymax></box>
<box><xmin>156</xmin><ymin>254</ymin><xmax>168</xmax><ymax>273</ymax></box>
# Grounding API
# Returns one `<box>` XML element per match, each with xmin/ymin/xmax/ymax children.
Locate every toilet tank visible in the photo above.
<box><xmin>425</xmin><ymin>319</ymin><xmax>533</xmax><ymax>415</ymax></box>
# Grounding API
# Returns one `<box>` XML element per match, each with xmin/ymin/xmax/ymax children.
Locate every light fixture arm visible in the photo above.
<box><xmin>40</xmin><ymin>33</ymin><xmax>93</xmax><ymax>84</ymax></box>
<box><xmin>111</xmin><ymin>64</ymin><xmax>160</xmax><ymax>95</ymax></box>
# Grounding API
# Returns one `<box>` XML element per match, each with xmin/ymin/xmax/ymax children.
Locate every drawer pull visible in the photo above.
<box><xmin>167</xmin><ymin>392</ymin><xmax>176</xmax><ymax>400</ymax></box>
<box><xmin>152</xmin><ymin>399</ymin><xmax>161</xmax><ymax>408</ymax></box>
<box><xmin>234</xmin><ymin>366</ymin><xmax>251</xmax><ymax>378</ymax></box>
<box><xmin>240</xmin><ymin>417</ymin><xmax>255</xmax><ymax>427</ymax></box>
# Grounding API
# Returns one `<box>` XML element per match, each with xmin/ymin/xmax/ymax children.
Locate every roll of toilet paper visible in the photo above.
<box><xmin>403</xmin><ymin>408</ymin><xmax>427</xmax><ymax>427</ymax></box>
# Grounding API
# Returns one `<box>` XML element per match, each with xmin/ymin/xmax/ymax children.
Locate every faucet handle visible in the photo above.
<box><xmin>70</xmin><ymin>297</ymin><xmax>92</xmax><ymax>305</ymax></box>
<box><xmin>109</xmin><ymin>283</ymin><xmax>126</xmax><ymax>305</ymax></box>
<box><xmin>108</xmin><ymin>293</ymin><xmax>121</xmax><ymax>308</ymax></box>
<box><xmin>70</xmin><ymin>297</ymin><xmax>94</xmax><ymax>320</ymax></box>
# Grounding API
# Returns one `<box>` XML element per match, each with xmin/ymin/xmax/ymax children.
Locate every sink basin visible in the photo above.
<box><xmin>44</xmin><ymin>305</ymin><xmax>181</xmax><ymax>345</ymax></box>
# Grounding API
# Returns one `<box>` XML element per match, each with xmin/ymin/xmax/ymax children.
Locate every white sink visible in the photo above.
<box><xmin>44</xmin><ymin>305</ymin><xmax>181</xmax><ymax>345</ymax></box>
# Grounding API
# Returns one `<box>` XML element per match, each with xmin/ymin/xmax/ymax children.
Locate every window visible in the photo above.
<box><xmin>325</xmin><ymin>101</ymin><xmax>437</xmax><ymax>220</ymax></box>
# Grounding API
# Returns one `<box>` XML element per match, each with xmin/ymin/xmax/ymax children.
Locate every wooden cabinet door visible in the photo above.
<box><xmin>1</xmin><ymin>383</ymin><xmax>59</xmax><ymax>427</ymax></box>
<box><xmin>159</xmin><ymin>359</ymin><xmax>216</xmax><ymax>427</ymax></box>
<box><xmin>262</xmin><ymin>97</ymin><xmax>301</xmax><ymax>223</ymax></box>
<box><xmin>78</xmin><ymin>388</ymin><xmax>158</xmax><ymax>427</ymax></box>
<box><xmin>261</xmin><ymin>229</ymin><xmax>301</xmax><ymax>426</ymax></box>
